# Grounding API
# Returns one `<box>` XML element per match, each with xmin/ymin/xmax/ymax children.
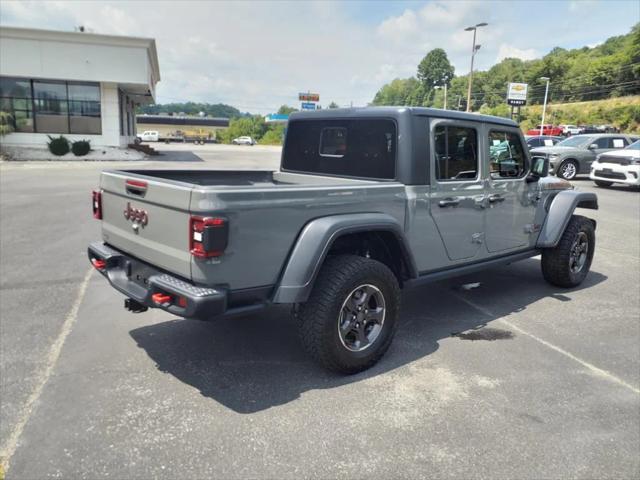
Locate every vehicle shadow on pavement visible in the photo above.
<box><xmin>152</xmin><ymin>150</ymin><xmax>205</xmax><ymax>162</ymax></box>
<box><xmin>129</xmin><ymin>258</ymin><xmax>607</xmax><ymax>414</ymax></box>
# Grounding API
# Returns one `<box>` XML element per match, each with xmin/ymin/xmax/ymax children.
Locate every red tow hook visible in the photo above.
<box><xmin>91</xmin><ymin>258</ymin><xmax>106</xmax><ymax>270</ymax></box>
<box><xmin>152</xmin><ymin>293</ymin><xmax>173</xmax><ymax>305</ymax></box>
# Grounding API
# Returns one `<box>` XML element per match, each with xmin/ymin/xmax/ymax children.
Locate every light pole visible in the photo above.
<box><xmin>539</xmin><ymin>77</ymin><xmax>550</xmax><ymax>136</ymax></box>
<box><xmin>434</xmin><ymin>79</ymin><xmax>448</xmax><ymax>110</ymax></box>
<box><xmin>464</xmin><ymin>22</ymin><xmax>488</xmax><ymax>112</ymax></box>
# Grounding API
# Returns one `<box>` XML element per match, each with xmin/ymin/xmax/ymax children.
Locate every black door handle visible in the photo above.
<box><xmin>439</xmin><ymin>197</ymin><xmax>460</xmax><ymax>208</ymax></box>
<box><xmin>488</xmin><ymin>194</ymin><xmax>505</xmax><ymax>203</ymax></box>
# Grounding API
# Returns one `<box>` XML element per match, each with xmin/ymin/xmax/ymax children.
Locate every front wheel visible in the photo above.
<box><xmin>541</xmin><ymin>215</ymin><xmax>595</xmax><ymax>288</ymax></box>
<box><xmin>297</xmin><ymin>255</ymin><xmax>400</xmax><ymax>374</ymax></box>
<box><xmin>557</xmin><ymin>160</ymin><xmax>579</xmax><ymax>180</ymax></box>
<box><xmin>594</xmin><ymin>180</ymin><xmax>613</xmax><ymax>187</ymax></box>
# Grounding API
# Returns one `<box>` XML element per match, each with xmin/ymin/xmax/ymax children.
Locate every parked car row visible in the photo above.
<box><xmin>526</xmin><ymin>124</ymin><xmax>620</xmax><ymax>137</ymax></box>
<box><xmin>530</xmin><ymin>134</ymin><xmax>639</xmax><ymax>187</ymax></box>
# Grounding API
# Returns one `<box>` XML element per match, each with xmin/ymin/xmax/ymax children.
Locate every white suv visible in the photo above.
<box><xmin>232</xmin><ymin>136</ymin><xmax>256</xmax><ymax>145</ymax></box>
<box><xmin>590</xmin><ymin>140</ymin><xmax>640</xmax><ymax>187</ymax></box>
<box><xmin>560</xmin><ymin>124</ymin><xmax>581</xmax><ymax>136</ymax></box>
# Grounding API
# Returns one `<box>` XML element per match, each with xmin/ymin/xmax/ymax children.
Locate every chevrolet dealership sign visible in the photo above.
<box><xmin>507</xmin><ymin>83</ymin><xmax>528</xmax><ymax>106</ymax></box>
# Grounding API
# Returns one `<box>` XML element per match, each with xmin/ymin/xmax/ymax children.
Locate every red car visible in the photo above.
<box><xmin>526</xmin><ymin>124</ymin><xmax>564</xmax><ymax>136</ymax></box>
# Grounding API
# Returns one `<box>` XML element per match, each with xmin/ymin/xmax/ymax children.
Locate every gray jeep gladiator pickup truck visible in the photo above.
<box><xmin>88</xmin><ymin>107</ymin><xmax>598</xmax><ymax>373</ymax></box>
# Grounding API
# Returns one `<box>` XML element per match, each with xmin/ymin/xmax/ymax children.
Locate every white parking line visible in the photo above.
<box><xmin>453</xmin><ymin>294</ymin><xmax>640</xmax><ymax>395</ymax></box>
<box><xmin>0</xmin><ymin>268</ymin><xmax>94</xmax><ymax>471</ymax></box>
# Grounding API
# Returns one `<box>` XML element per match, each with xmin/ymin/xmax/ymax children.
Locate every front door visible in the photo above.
<box><xmin>429</xmin><ymin>120</ymin><xmax>486</xmax><ymax>261</ymax></box>
<box><xmin>485</xmin><ymin>128</ymin><xmax>538</xmax><ymax>252</ymax></box>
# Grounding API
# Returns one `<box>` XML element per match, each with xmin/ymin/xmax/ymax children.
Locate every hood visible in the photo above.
<box><xmin>530</xmin><ymin>146</ymin><xmax>580</xmax><ymax>155</ymax></box>
<box><xmin>597</xmin><ymin>149</ymin><xmax>640</xmax><ymax>159</ymax></box>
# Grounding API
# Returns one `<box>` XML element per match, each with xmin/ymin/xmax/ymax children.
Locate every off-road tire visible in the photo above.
<box><xmin>297</xmin><ymin>255</ymin><xmax>401</xmax><ymax>374</ymax></box>
<box><xmin>541</xmin><ymin>215</ymin><xmax>595</xmax><ymax>288</ymax></box>
<box><xmin>594</xmin><ymin>180</ymin><xmax>613</xmax><ymax>188</ymax></box>
<box><xmin>557</xmin><ymin>159</ymin><xmax>579</xmax><ymax>180</ymax></box>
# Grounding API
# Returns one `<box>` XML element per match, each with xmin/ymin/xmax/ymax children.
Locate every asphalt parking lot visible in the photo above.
<box><xmin>1</xmin><ymin>144</ymin><xmax>639</xmax><ymax>479</ymax></box>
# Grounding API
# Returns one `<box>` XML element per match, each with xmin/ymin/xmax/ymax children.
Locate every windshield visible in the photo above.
<box><xmin>626</xmin><ymin>140</ymin><xmax>640</xmax><ymax>150</ymax></box>
<box><xmin>557</xmin><ymin>136</ymin><xmax>591</xmax><ymax>147</ymax></box>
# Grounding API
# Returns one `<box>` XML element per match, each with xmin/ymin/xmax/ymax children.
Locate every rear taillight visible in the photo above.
<box><xmin>189</xmin><ymin>216</ymin><xmax>228</xmax><ymax>258</ymax></box>
<box><xmin>92</xmin><ymin>190</ymin><xmax>102</xmax><ymax>219</ymax></box>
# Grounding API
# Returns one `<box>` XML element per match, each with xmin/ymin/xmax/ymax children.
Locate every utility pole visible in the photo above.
<box><xmin>539</xmin><ymin>77</ymin><xmax>550</xmax><ymax>136</ymax></box>
<box><xmin>464</xmin><ymin>22</ymin><xmax>488</xmax><ymax>112</ymax></box>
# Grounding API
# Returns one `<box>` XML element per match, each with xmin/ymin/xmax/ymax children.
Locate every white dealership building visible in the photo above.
<box><xmin>0</xmin><ymin>26</ymin><xmax>160</xmax><ymax>148</ymax></box>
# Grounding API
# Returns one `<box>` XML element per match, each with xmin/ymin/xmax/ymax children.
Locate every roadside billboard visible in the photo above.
<box><xmin>299</xmin><ymin>92</ymin><xmax>320</xmax><ymax>102</ymax></box>
<box><xmin>301</xmin><ymin>102</ymin><xmax>317</xmax><ymax>110</ymax></box>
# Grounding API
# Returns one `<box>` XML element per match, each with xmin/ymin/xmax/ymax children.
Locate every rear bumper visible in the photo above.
<box><xmin>88</xmin><ymin>242</ymin><xmax>227</xmax><ymax>319</ymax></box>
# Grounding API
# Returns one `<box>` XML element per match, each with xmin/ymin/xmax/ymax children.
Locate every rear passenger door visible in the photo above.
<box><xmin>485</xmin><ymin>128</ymin><xmax>537</xmax><ymax>253</ymax></box>
<box><xmin>429</xmin><ymin>120</ymin><xmax>486</xmax><ymax>261</ymax></box>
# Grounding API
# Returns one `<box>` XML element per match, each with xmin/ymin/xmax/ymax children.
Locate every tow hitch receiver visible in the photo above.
<box><xmin>124</xmin><ymin>298</ymin><xmax>148</xmax><ymax>313</ymax></box>
<box><xmin>152</xmin><ymin>292</ymin><xmax>173</xmax><ymax>305</ymax></box>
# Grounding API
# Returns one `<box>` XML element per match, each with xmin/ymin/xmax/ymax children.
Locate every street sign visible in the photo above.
<box><xmin>507</xmin><ymin>83</ymin><xmax>528</xmax><ymax>106</ymax></box>
<box><xmin>299</xmin><ymin>92</ymin><xmax>320</xmax><ymax>102</ymax></box>
<box><xmin>301</xmin><ymin>102</ymin><xmax>316</xmax><ymax>110</ymax></box>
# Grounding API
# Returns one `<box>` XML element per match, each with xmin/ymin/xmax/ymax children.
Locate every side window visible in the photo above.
<box><xmin>594</xmin><ymin>137</ymin><xmax>610</xmax><ymax>148</ymax></box>
<box><xmin>488</xmin><ymin>131</ymin><xmax>528</xmax><ymax>179</ymax></box>
<box><xmin>434</xmin><ymin>125</ymin><xmax>478</xmax><ymax>181</ymax></box>
<box><xmin>320</xmin><ymin>127</ymin><xmax>347</xmax><ymax>157</ymax></box>
<box><xmin>611</xmin><ymin>137</ymin><xmax>626</xmax><ymax>148</ymax></box>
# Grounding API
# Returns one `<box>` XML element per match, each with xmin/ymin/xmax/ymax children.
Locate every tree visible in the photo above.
<box><xmin>417</xmin><ymin>48</ymin><xmax>455</xmax><ymax>89</ymax></box>
<box><xmin>328</xmin><ymin>101</ymin><xmax>340</xmax><ymax>109</ymax></box>
<box><xmin>277</xmin><ymin>105</ymin><xmax>298</xmax><ymax>115</ymax></box>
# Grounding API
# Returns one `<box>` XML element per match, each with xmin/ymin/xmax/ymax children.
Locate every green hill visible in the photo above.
<box><xmin>138</xmin><ymin>102</ymin><xmax>246</xmax><ymax>118</ymax></box>
<box><xmin>372</xmin><ymin>23</ymin><xmax>640</xmax><ymax>112</ymax></box>
<box><xmin>480</xmin><ymin>96</ymin><xmax>640</xmax><ymax>133</ymax></box>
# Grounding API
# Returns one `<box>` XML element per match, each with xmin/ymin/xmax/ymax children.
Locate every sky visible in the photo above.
<box><xmin>1</xmin><ymin>0</ymin><xmax>638</xmax><ymax>113</ymax></box>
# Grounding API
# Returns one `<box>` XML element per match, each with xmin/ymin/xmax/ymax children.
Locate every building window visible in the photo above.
<box><xmin>68</xmin><ymin>82</ymin><xmax>101</xmax><ymax>134</ymax></box>
<box><xmin>33</xmin><ymin>80</ymin><xmax>69</xmax><ymax>134</ymax></box>
<box><xmin>0</xmin><ymin>76</ymin><xmax>101</xmax><ymax>135</ymax></box>
<box><xmin>0</xmin><ymin>77</ymin><xmax>34</xmax><ymax>132</ymax></box>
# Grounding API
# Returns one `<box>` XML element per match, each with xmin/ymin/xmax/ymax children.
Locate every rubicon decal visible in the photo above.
<box><xmin>123</xmin><ymin>202</ymin><xmax>148</xmax><ymax>226</ymax></box>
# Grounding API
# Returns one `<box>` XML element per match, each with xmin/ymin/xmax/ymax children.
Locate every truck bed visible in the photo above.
<box><xmin>98</xmin><ymin>169</ymin><xmax>405</xmax><ymax>290</ymax></box>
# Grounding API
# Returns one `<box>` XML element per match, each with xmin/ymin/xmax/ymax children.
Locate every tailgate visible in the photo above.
<box><xmin>100</xmin><ymin>171</ymin><xmax>193</xmax><ymax>279</ymax></box>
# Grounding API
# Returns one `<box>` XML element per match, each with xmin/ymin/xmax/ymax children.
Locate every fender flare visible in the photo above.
<box><xmin>537</xmin><ymin>190</ymin><xmax>598</xmax><ymax>248</ymax></box>
<box><xmin>272</xmin><ymin>213</ymin><xmax>417</xmax><ymax>304</ymax></box>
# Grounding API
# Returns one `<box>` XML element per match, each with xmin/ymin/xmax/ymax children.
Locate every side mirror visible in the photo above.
<box><xmin>588</xmin><ymin>143</ymin><xmax>598</xmax><ymax>150</ymax></box>
<box><xmin>527</xmin><ymin>156</ymin><xmax>549</xmax><ymax>182</ymax></box>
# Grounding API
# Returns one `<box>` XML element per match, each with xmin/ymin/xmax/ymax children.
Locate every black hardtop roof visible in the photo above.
<box><xmin>290</xmin><ymin>106</ymin><xmax>518</xmax><ymax>128</ymax></box>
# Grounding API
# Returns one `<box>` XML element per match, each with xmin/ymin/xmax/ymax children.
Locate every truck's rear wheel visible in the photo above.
<box><xmin>298</xmin><ymin>255</ymin><xmax>400</xmax><ymax>374</ymax></box>
<box><xmin>541</xmin><ymin>215</ymin><xmax>595</xmax><ymax>288</ymax></box>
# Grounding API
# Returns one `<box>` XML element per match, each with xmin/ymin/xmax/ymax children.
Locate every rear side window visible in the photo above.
<box><xmin>488</xmin><ymin>131</ymin><xmax>528</xmax><ymax>179</ymax></box>
<box><xmin>434</xmin><ymin>125</ymin><xmax>479</xmax><ymax>181</ymax></box>
<box><xmin>282</xmin><ymin>119</ymin><xmax>396</xmax><ymax>179</ymax></box>
<box><xmin>320</xmin><ymin>127</ymin><xmax>347</xmax><ymax>156</ymax></box>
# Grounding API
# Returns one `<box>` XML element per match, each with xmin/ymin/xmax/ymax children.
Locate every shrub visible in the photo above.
<box><xmin>71</xmin><ymin>140</ymin><xmax>91</xmax><ymax>156</ymax></box>
<box><xmin>47</xmin><ymin>135</ymin><xmax>70</xmax><ymax>156</ymax></box>
<box><xmin>0</xmin><ymin>111</ymin><xmax>14</xmax><ymax>136</ymax></box>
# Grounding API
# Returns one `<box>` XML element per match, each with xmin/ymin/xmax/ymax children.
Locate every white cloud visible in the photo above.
<box><xmin>496</xmin><ymin>44</ymin><xmax>539</xmax><ymax>62</ymax></box>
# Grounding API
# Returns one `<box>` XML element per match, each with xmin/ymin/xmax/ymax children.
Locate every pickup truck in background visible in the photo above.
<box><xmin>526</xmin><ymin>124</ymin><xmax>564</xmax><ymax>136</ymax></box>
<box><xmin>89</xmin><ymin>107</ymin><xmax>598</xmax><ymax>373</ymax></box>
<box><xmin>136</xmin><ymin>130</ymin><xmax>160</xmax><ymax>142</ymax></box>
